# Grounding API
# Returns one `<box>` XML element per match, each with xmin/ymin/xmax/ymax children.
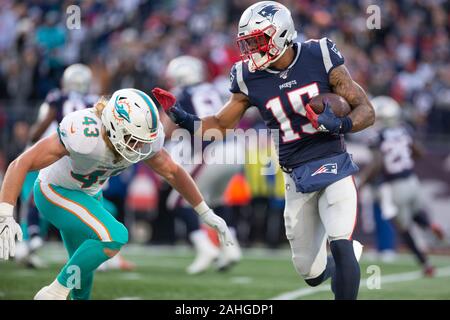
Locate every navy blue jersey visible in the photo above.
<box><xmin>45</xmin><ymin>88</ymin><xmax>97</xmax><ymax>122</ymax></box>
<box><xmin>174</xmin><ymin>83</ymin><xmax>223</xmax><ymax>118</ymax></box>
<box><xmin>173</xmin><ymin>82</ymin><xmax>224</xmax><ymax>150</ymax></box>
<box><xmin>374</xmin><ymin>125</ymin><xmax>415</xmax><ymax>181</ymax></box>
<box><xmin>229</xmin><ymin>38</ymin><xmax>346</xmax><ymax>169</ymax></box>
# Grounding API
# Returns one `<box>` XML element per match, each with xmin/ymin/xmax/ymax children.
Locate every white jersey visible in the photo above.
<box><xmin>38</xmin><ymin>108</ymin><xmax>164</xmax><ymax>195</ymax></box>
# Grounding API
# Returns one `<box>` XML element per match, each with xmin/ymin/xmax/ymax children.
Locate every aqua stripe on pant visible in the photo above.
<box><xmin>33</xmin><ymin>180</ymin><xmax>128</xmax><ymax>300</ymax></box>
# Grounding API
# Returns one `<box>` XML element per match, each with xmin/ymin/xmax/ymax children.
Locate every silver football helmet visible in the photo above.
<box><xmin>166</xmin><ymin>55</ymin><xmax>206</xmax><ymax>87</ymax></box>
<box><xmin>371</xmin><ymin>95</ymin><xmax>401</xmax><ymax>127</ymax></box>
<box><xmin>62</xmin><ymin>63</ymin><xmax>92</xmax><ymax>95</ymax></box>
<box><xmin>236</xmin><ymin>1</ymin><xmax>297</xmax><ymax>72</ymax></box>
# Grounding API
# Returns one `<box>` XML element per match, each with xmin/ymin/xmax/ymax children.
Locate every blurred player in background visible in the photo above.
<box><xmin>0</xmin><ymin>88</ymin><xmax>234</xmax><ymax>299</ymax></box>
<box><xmin>161</xmin><ymin>56</ymin><xmax>242</xmax><ymax>274</ymax></box>
<box><xmin>16</xmin><ymin>63</ymin><xmax>96</xmax><ymax>267</ymax></box>
<box><xmin>359</xmin><ymin>96</ymin><xmax>445</xmax><ymax>276</ymax></box>
<box><xmin>153</xmin><ymin>1</ymin><xmax>375</xmax><ymax>299</ymax></box>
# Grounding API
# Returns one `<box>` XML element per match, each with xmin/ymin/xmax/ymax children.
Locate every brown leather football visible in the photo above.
<box><xmin>308</xmin><ymin>93</ymin><xmax>351</xmax><ymax>117</ymax></box>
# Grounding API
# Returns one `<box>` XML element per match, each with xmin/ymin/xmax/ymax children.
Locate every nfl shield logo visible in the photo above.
<box><xmin>279</xmin><ymin>70</ymin><xmax>289</xmax><ymax>79</ymax></box>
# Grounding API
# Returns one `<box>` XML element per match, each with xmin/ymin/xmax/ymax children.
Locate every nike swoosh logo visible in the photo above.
<box><xmin>0</xmin><ymin>225</ymin><xmax>9</xmax><ymax>235</ymax></box>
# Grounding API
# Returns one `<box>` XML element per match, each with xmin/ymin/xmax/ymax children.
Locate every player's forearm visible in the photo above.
<box><xmin>164</xmin><ymin>164</ymin><xmax>204</xmax><ymax>208</ymax></box>
<box><xmin>0</xmin><ymin>157</ymin><xmax>33</xmax><ymax>205</ymax></box>
<box><xmin>198</xmin><ymin>115</ymin><xmax>228</xmax><ymax>137</ymax></box>
<box><xmin>0</xmin><ymin>135</ymin><xmax>67</xmax><ymax>205</ymax></box>
<box><xmin>347</xmin><ymin>97</ymin><xmax>375</xmax><ymax>132</ymax></box>
<box><xmin>29</xmin><ymin>124</ymin><xmax>47</xmax><ymax>143</ymax></box>
<box><xmin>329</xmin><ymin>66</ymin><xmax>375</xmax><ymax>132</ymax></box>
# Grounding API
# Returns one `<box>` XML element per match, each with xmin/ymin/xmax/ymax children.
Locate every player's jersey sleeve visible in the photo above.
<box><xmin>45</xmin><ymin>88</ymin><xmax>63</xmax><ymax>108</ymax></box>
<box><xmin>317</xmin><ymin>37</ymin><xmax>345</xmax><ymax>75</ymax></box>
<box><xmin>57</xmin><ymin>110</ymin><xmax>100</xmax><ymax>156</ymax></box>
<box><xmin>229</xmin><ymin>61</ymin><xmax>249</xmax><ymax>96</ymax></box>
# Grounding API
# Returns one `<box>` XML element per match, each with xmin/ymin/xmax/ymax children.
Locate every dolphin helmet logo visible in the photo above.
<box><xmin>114</xmin><ymin>96</ymin><xmax>131</xmax><ymax>123</ymax></box>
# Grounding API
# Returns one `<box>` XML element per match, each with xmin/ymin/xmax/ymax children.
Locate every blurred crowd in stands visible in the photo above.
<box><xmin>0</xmin><ymin>0</ymin><xmax>449</xmax><ymax>248</ymax></box>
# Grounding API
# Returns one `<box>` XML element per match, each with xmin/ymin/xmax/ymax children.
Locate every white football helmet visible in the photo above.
<box><xmin>371</xmin><ymin>96</ymin><xmax>401</xmax><ymax>127</ymax></box>
<box><xmin>237</xmin><ymin>1</ymin><xmax>297</xmax><ymax>72</ymax></box>
<box><xmin>166</xmin><ymin>55</ymin><xmax>206</xmax><ymax>87</ymax></box>
<box><xmin>101</xmin><ymin>88</ymin><xmax>160</xmax><ymax>163</ymax></box>
<box><xmin>62</xmin><ymin>63</ymin><xmax>92</xmax><ymax>95</ymax></box>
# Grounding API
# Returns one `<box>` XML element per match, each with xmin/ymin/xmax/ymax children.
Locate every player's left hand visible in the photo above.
<box><xmin>305</xmin><ymin>99</ymin><xmax>342</xmax><ymax>134</ymax></box>
<box><xmin>0</xmin><ymin>203</ymin><xmax>23</xmax><ymax>260</ymax></box>
<box><xmin>200</xmin><ymin>209</ymin><xmax>234</xmax><ymax>247</ymax></box>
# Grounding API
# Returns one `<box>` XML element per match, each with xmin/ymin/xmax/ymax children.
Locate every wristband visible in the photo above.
<box><xmin>0</xmin><ymin>202</ymin><xmax>14</xmax><ymax>217</ymax></box>
<box><xmin>170</xmin><ymin>102</ymin><xmax>201</xmax><ymax>134</ymax></box>
<box><xmin>339</xmin><ymin>116</ymin><xmax>353</xmax><ymax>134</ymax></box>
<box><xmin>194</xmin><ymin>201</ymin><xmax>210</xmax><ymax>216</ymax></box>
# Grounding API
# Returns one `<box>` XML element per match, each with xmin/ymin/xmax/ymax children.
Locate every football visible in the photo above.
<box><xmin>308</xmin><ymin>93</ymin><xmax>351</xmax><ymax>117</ymax></box>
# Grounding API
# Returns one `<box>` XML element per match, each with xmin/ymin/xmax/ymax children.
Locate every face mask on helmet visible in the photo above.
<box><xmin>236</xmin><ymin>2</ymin><xmax>297</xmax><ymax>72</ymax></box>
<box><xmin>237</xmin><ymin>25</ymin><xmax>280</xmax><ymax>71</ymax></box>
<box><xmin>110</xmin><ymin>129</ymin><xmax>157</xmax><ymax>163</ymax></box>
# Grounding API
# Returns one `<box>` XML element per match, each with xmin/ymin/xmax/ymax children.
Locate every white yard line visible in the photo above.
<box><xmin>230</xmin><ymin>276</ymin><xmax>253</xmax><ymax>284</ymax></box>
<box><xmin>270</xmin><ymin>266</ymin><xmax>450</xmax><ymax>300</ymax></box>
<box><xmin>117</xmin><ymin>273</ymin><xmax>143</xmax><ymax>280</ymax></box>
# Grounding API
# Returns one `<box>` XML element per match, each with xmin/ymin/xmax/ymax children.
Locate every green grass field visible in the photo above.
<box><xmin>1</xmin><ymin>243</ymin><xmax>450</xmax><ymax>300</ymax></box>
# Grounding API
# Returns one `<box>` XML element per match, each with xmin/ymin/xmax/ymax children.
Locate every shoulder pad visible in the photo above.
<box><xmin>58</xmin><ymin>109</ymin><xmax>101</xmax><ymax>155</ymax></box>
<box><xmin>229</xmin><ymin>61</ymin><xmax>249</xmax><ymax>95</ymax></box>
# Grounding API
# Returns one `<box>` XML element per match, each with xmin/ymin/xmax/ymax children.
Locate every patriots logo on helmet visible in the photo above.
<box><xmin>311</xmin><ymin>163</ymin><xmax>338</xmax><ymax>176</ymax></box>
<box><xmin>257</xmin><ymin>4</ymin><xmax>281</xmax><ymax>22</ymax></box>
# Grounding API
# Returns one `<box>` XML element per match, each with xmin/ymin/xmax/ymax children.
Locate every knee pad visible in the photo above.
<box><xmin>108</xmin><ymin>222</ymin><xmax>129</xmax><ymax>246</ymax></box>
<box><xmin>292</xmin><ymin>254</ymin><xmax>326</xmax><ymax>280</ymax></box>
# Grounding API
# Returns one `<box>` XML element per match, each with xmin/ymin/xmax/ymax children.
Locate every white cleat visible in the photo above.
<box><xmin>216</xmin><ymin>240</ymin><xmax>242</xmax><ymax>272</ymax></box>
<box><xmin>187</xmin><ymin>246</ymin><xmax>220</xmax><ymax>275</ymax></box>
<box><xmin>187</xmin><ymin>229</ymin><xmax>221</xmax><ymax>275</ymax></box>
<box><xmin>353</xmin><ymin>240</ymin><xmax>363</xmax><ymax>262</ymax></box>
<box><xmin>34</xmin><ymin>286</ymin><xmax>67</xmax><ymax>300</ymax></box>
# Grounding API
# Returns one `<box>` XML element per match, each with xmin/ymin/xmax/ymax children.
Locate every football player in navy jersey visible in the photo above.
<box><xmin>360</xmin><ymin>96</ymin><xmax>445</xmax><ymax>277</ymax></box>
<box><xmin>152</xmin><ymin>1</ymin><xmax>375</xmax><ymax>299</ymax></box>
<box><xmin>161</xmin><ymin>56</ymin><xmax>242</xmax><ymax>274</ymax></box>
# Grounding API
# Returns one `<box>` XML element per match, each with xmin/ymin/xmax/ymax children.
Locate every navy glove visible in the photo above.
<box><xmin>305</xmin><ymin>99</ymin><xmax>352</xmax><ymax>134</ymax></box>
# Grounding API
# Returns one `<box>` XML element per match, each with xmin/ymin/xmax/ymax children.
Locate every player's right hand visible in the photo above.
<box><xmin>151</xmin><ymin>87</ymin><xmax>200</xmax><ymax>133</ymax></box>
<box><xmin>151</xmin><ymin>87</ymin><xmax>177</xmax><ymax>112</ymax></box>
<box><xmin>200</xmin><ymin>209</ymin><xmax>234</xmax><ymax>247</ymax></box>
<box><xmin>0</xmin><ymin>202</ymin><xmax>23</xmax><ymax>260</ymax></box>
<box><xmin>151</xmin><ymin>87</ymin><xmax>187</xmax><ymax>124</ymax></box>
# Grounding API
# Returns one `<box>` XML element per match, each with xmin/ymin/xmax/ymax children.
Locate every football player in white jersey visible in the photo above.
<box><xmin>16</xmin><ymin>63</ymin><xmax>96</xmax><ymax>268</ymax></box>
<box><xmin>162</xmin><ymin>56</ymin><xmax>242</xmax><ymax>274</ymax></box>
<box><xmin>0</xmin><ymin>88</ymin><xmax>233</xmax><ymax>300</ymax></box>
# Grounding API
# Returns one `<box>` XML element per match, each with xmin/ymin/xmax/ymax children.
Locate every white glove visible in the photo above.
<box><xmin>0</xmin><ymin>202</ymin><xmax>23</xmax><ymax>260</ymax></box>
<box><xmin>197</xmin><ymin>206</ymin><xmax>234</xmax><ymax>247</ymax></box>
